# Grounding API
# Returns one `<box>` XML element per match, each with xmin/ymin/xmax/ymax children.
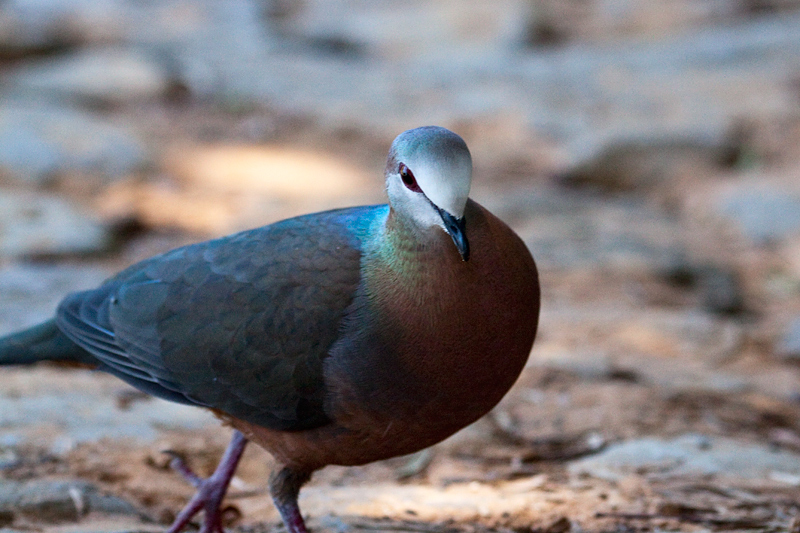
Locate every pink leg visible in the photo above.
<box><xmin>166</xmin><ymin>430</ymin><xmax>248</xmax><ymax>533</ymax></box>
<box><xmin>269</xmin><ymin>467</ymin><xmax>312</xmax><ymax>533</ymax></box>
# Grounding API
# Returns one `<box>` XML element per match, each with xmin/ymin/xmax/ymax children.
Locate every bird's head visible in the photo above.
<box><xmin>385</xmin><ymin>126</ymin><xmax>472</xmax><ymax>261</ymax></box>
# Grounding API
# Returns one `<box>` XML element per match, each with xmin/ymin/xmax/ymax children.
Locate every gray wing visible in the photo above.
<box><xmin>56</xmin><ymin>206</ymin><xmax>383</xmax><ymax>431</ymax></box>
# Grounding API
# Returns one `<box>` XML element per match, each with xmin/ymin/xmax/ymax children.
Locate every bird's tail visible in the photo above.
<box><xmin>0</xmin><ymin>319</ymin><xmax>94</xmax><ymax>365</ymax></box>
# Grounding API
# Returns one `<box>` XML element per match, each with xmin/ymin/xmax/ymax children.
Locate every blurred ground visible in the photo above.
<box><xmin>2</xmin><ymin>1</ymin><xmax>800</xmax><ymax>532</ymax></box>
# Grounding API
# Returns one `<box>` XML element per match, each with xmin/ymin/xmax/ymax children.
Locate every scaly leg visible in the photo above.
<box><xmin>269</xmin><ymin>467</ymin><xmax>312</xmax><ymax>533</ymax></box>
<box><xmin>166</xmin><ymin>430</ymin><xmax>248</xmax><ymax>533</ymax></box>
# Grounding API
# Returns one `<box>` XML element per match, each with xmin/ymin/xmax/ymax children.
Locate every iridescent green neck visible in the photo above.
<box><xmin>374</xmin><ymin>209</ymin><xmax>438</xmax><ymax>278</ymax></box>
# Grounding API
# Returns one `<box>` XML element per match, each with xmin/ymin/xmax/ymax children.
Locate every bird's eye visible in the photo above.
<box><xmin>399</xmin><ymin>163</ymin><xmax>422</xmax><ymax>193</ymax></box>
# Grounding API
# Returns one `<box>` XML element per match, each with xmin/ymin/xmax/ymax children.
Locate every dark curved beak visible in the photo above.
<box><xmin>436</xmin><ymin>207</ymin><xmax>469</xmax><ymax>261</ymax></box>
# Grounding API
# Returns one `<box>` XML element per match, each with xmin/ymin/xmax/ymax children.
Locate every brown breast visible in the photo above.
<box><xmin>230</xmin><ymin>200</ymin><xmax>540</xmax><ymax>471</ymax></box>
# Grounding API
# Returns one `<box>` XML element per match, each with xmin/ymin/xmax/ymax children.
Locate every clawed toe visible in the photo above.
<box><xmin>164</xmin><ymin>431</ymin><xmax>248</xmax><ymax>533</ymax></box>
<box><xmin>164</xmin><ymin>450</ymin><xmax>204</xmax><ymax>488</ymax></box>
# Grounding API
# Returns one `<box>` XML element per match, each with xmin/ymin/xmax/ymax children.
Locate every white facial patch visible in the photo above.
<box><xmin>388</xmin><ymin>126</ymin><xmax>473</xmax><ymax>219</ymax></box>
<box><xmin>405</xmin><ymin>149</ymin><xmax>471</xmax><ymax>218</ymax></box>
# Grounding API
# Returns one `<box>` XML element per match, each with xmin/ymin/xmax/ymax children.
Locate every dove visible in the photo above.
<box><xmin>0</xmin><ymin>126</ymin><xmax>540</xmax><ymax>533</ymax></box>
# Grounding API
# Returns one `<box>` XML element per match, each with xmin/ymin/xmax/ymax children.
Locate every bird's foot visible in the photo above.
<box><xmin>274</xmin><ymin>500</ymin><xmax>309</xmax><ymax>533</ymax></box>
<box><xmin>269</xmin><ymin>467</ymin><xmax>312</xmax><ymax>533</ymax></box>
<box><xmin>165</xmin><ymin>431</ymin><xmax>248</xmax><ymax>533</ymax></box>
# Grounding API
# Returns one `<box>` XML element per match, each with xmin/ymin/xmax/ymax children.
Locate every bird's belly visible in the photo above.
<box><xmin>227</xmin><ymin>399</ymin><xmax>477</xmax><ymax>471</ymax></box>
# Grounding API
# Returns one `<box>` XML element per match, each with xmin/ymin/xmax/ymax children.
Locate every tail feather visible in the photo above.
<box><xmin>0</xmin><ymin>319</ymin><xmax>95</xmax><ymax>365</ymax></box>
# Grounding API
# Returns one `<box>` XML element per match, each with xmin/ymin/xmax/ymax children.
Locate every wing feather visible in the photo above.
<box><xmin>55</xmin><ymin>205</ymin><xmax>383</xmax><ymax>430</ymax></box>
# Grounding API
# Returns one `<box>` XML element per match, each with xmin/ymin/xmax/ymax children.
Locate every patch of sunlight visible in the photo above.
<box><xmin>164</xmin><ymin>144</ymin><xmax>371</xmax><ymax>197</ymax></box>
<box><xmin>99</xmin><ymin>144</ymin><xmax>382</xmax><ymax>235</ymax></box>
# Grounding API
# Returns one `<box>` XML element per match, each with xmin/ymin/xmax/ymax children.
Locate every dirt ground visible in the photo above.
<box><xmin>2</xmin><ymin>2</ymin><xmax>800</xmax><ymax>533</ymax></box>
<box><xmin>3</xmin><ymin>110</ymin><xmax>800</xmax><ymax>532</ymax></box>
<box><xmin>5</xmin><ymin>341</ymin><xmax>800</xmax><ymax>533</ymax></box>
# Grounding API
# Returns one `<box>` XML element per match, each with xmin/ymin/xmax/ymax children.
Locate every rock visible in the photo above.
<box><xmin>544</xmin><ymin>516</ymin><xmax>572</xmax><ymax>533</ymax></box>
<box><xmin>483</xmin><ymin>187</ymin><xmax>686</xmax><ymax>273</ymax></box>
<box><xmin>556</xmin><ymin>137</ymin><xmax>726</xmax><ymax>195</ymax></box>
<box><xmin>0</xmin><ymin>367</ymin><xmax>218</xmax><ymax>448</ymax></box>
<box><xmin>269</xmin><ymin>0</ymin><xmax>523</xmax><ymax>58</ymax></box>
<box><xmin>521</xmin><ymin>0</ymin><xmax>752</xmax><ymax>45</ymax></box>
<box><xmin>0</xmin><ymin>263</ymin><xmax>109</xmax><ymax>336</ymax></box>
<box><xmin>0</xmin><ymin>117</ymin><xmax>61</xmax><ymax>186</ymax></box>
<box><xmin>10</xmin><ymin>48</ymin><xmax>169</xmax><ymax>105</ymax></box>
<box><xmin>697</xmin><ymin>266</ymin><xmax>746</xmax><ymax>315</ymax></box>
<box><xmin>0</xmin><ymin>0</ymin><xmax>129</xmax><ymax>59</ymax></box>
<box><xmin>0</xmin><ymin>9</ymin><xmax>80</xmax><ymax>61</ymax></box>
<box><xmin>0</xmin><ymin>479</ymin><xmax>142</xmax><ymax>523</ymax></box>
<box><xmin>681</xmin><ymin>173</ymin><xmax>800</xmax><ymax>272</ymax></box>
<box><xmin>84</xmin><ymin>490</ymin><xmax>146</xmax><ymax>518</ymax></box>
<box><xmin>0</xmin><ymin>190</ymin><xmax>110</xmax><ymax>259</ymax></box>
<box><xmin>533</xmin><ymin>301</ymin><xmax>766</xmax><ymax>398</ymax></box>
<box><xmin>0</xmin><ymin>105</ymin><xmax>148</xmax><ymax>186</ymax></box>
<box><xmin>718</xmin><ymin>184</ymin><xmax>800</xmax><ymax>244</ymax></box>
<box><xmin>0</xmin><ymin>448</ymin><xmax>19</xmax><ymax>470</ymax></box>
<box><xmin>664</xmin><ymin>264</ymin><xmax>746</xmax><ymax>315</ymax></box>
<box><xmin>777</xmin><ymin>316</ymin><xmax>800</xmax><ymax>361</ymax></box>
<box><xmin>783</xmin><ymin>235</ymin><xmax>800</xmax><ymax>281</ymax></box>
<box><xmin>568</xmin><ymin>434</ymin><xmax>800</xmax><ymax>482</ymax></box>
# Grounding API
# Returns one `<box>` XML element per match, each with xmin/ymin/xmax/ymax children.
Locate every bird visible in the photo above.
<box><xmin>0</xmin><ymin>126</ymin><xmax>540</xmax><ymax>533</ymax></box>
